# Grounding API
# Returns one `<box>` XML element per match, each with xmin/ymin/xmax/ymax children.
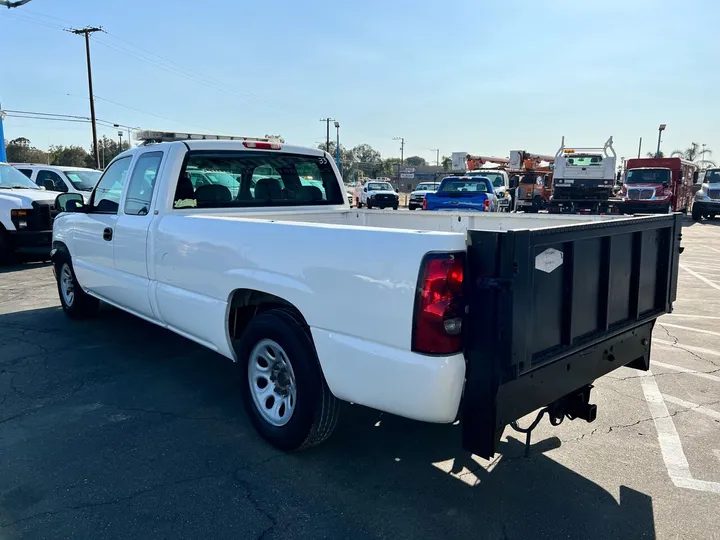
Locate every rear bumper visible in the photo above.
<box><xmin>311</xmin><ymin>328</ymin><xmax>465</xmax><ymax>423</ymax></box>
<box><xmin>5</xmin><ymin>230</ymin><xmax>53</xmax><ymax>255</ymax></box>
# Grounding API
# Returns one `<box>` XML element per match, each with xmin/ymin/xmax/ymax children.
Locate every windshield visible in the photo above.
<box><xmin>415</xmin><ymin>183</ymin><xmax>439</xmax><ymax>191</ymax></box>
<box><xmin>626</xmin><ymin>169</ymin><xmax>671</xmax><ymax>184</ymax></box>
<box><xmin>439</xmin><ymin>178</ymin><xmax>490</xmax><ymax>193</ymax></box>
<box><xmin>64</xmin><ymin>170</ymin><xmax>101</xmax><ymax>191</ymax></box>
<box><xmin>566</xmin><ymin>154</ymin><xmax>603</xmax><ymax>166</ymax></box>
<box><xmin>368</xmin><ymin>182</ymin><xmax>392</xmax><ymax>191</ymax></box>
<box><xmin>0</xmin><ymin>164</ymin><xmax>40</xmax><ymax>190</ymax></box>
<box><xmin>705</xmin><ymin>169</ymin><xmax>720</xmax><ymax>184</ymax></box>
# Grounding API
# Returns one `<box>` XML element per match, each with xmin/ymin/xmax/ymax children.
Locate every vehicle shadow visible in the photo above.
<box><xmin>684</xmin><ymin>219</ymin><xmax>720</xmax><ymax>228</ymax></box>
<box><xmin>0</xmin><ymin>260</ymin><xmax>52</xmax><ymax>275</ymax></box>
<box><xmin>0</xmin><ymin>306</ymin><xmax>656</xmax><ymax>540</ymax></box>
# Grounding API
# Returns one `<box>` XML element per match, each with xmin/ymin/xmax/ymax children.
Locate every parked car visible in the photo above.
<box><xmin>0</xmin><ymin>162</ymin><xmax>58</xmax><ymax>262</ymax></box>
<box><xmin>353</xmin><ymin>179</ymin><xmax>399</xmax><ymax>209</ymax></box>
<box><xmin>424</xmin><ymin>175</ymin><xmax>498</xmax><ymax>212</ymax></box>
<box><xmin>408</xmin><ymin>182</ymin><xmax>440</xmax><ymax>210</ymax></box>
<box><xmin>12</xmin><ymin>164</ymin><xmax>101</xmax><ymax>203</ymax></box>
<box><xmin>51</xmin><ymin>130</ymin><xmax>682</xmax><ymax>458</ymax></box>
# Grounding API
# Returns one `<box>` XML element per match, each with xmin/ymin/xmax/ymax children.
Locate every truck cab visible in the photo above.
<box><xmin>618</xmin><ymin>157</ymin><xmax>697</xmax><ymax>215</ymax></box>
<box><xmin>550</xmin><ymin>137</ymin><xmax>616</xmax><ymax>214</ymax></box>
<box><xmin>0</xmin><ymin>162</ymin><xmax>59</xmax><ymax>262</ymax></box>
<box><xmin>692</xmin><ymin>167</ymin><xmax>720</xmax><ymax>221</ymax></box>
<box><xmin>354</xmin><ymin>179</ymin><xmax>399</xmax><ymax>209</ymax></box>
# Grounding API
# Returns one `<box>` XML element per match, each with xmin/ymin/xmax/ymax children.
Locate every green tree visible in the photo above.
<box><xmin>264</xmin><ymin>134</ymin><xmax>285</xmax><ymax>143</ymax></box>
<box><xmin>5</xmin><ymin>137</ymin><xmax>48</xmax><ymax>164</ymax></box>
<box><xmin>49</xmin><ymin>145</ymin><xmax>91</xmax><ymax>167</ymax></box>
<box><xmin>441</xmin><ymin>156</ymin><xmax>452</xmax><ymax>171</ymax></box>
<box><xmin>646</xmin><ymin>151</ymin><xmax>665</xmax><ymax>158</ymax></box>
<box><xmin>96</xmin><ymin>136</ymin><xmax>131</xmax><ymax>168</ymax></box>
<box><xmin>405</xmin><ymin>156</ymin><xmax>427</xmax><ymax>167</ymax></box>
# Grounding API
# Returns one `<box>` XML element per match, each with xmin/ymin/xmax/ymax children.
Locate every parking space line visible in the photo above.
<box><xmin>661</xmin><ymin>323</ymin><xmax>720</xmax><ymax>338</ymax></box>
<box><xmin>663</xmin><ymin>314</ymin><xmax>720</xmax><ymax>320</ymax></box>
<box><xmin>705</xmin><ymin>246</ymin><xmax>720</xmax><ymax>255</ymax></box>
<box><xmin>661</xmin><ymin>394</ymin><xmax>720</xmax><ymax>421</ymax></box>
<box><xmin>679</xmin><ymin>264</ymin><xmax>720</xmax><ymax>292</ymax></box>
<box><xmin>652</xmin><ymin>361</ymin><xmax>720</xmax><ymax>383</ymax></box>
<box><xmin>640</xmin><ymin>372</ymin><xmax>720</xmax><ymax>495</ymax></box>
<box><xmin>654</xmin><ymin>338</ymin><xmax>720</xmax><ymax>358</ymax></box>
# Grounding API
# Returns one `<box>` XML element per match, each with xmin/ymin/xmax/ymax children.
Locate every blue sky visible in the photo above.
<box><xmin>1</xmin><ymin>0</ymin><xmax>719</xmax><ymax>163</ymax></box>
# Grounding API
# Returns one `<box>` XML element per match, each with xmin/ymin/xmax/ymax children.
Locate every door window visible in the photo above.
<box><xmin>124</xmin><ymin>151</ymin><xmax>163</xmax><ymax>215</ymax></box>
<box><xmin>17</xmin><ymin>169</ymin><xmax>33</xmax><ymax>179</ymax></box>
<box><xmin>36</xmin><ymin>170</ymin><xmax>67</xmax><ymax>192</ymax></box>
<box><xmin>91</xmin><ymin>157</ymin><xmax>132</xmax><ymax>214</ymax></box>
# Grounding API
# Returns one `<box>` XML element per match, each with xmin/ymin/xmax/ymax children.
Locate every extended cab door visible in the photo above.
<box><xmin>72</xmin><ymin>156</ymin><xmax>132</xmax><ymax>297</ymax></box>
<box><xmin>111</xmin><ymin>150</ymin><xmax>165</xmax><ymax>320</ymax></box>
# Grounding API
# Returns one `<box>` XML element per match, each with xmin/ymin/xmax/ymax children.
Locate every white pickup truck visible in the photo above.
<box><xmin>51</xmin><ymin>131</ymin><xmax>683</xmax><ymax>457</ymax></box>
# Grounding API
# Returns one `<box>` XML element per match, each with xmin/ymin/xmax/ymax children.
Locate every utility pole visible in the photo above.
<box><xmin>70</xmin><ymin>26</ymin><xmax>103</xmax><ymax>169</ymax></box>
<box><xmin>320</xmin><ymin>118</ymin><xmax>334</xmax><ymax>151</ymax></box>
<box><xmin>431</xmin><ymin>148</ymin><xmax>439</xmax><ymax>166</ymax></box>
<box><xmin>393</xmin><ymin>137</ymin><xmax>405</xmax><ymax>188</ymax></box>
<box><xmin>118</xmin><ymin>130</ymin><xmax>123</xmax><ymax>150</ymax></box>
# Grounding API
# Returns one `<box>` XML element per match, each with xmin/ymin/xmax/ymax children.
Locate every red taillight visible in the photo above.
<box><xmin>483</xmin><ymin>199</ymin><xmax>490</xmax><ymax>211</ymax></box>
<box><xmin>242</xmin><ymin>141</ymin><xmax>282</xmax><ymax>150</ymax></box>
<box><xmin>412</xmin><ymin>253</ymin><xmax>465</xmax><ymax>355</ymax></box>
<box><xmin>423</xmin><ymin>198</ymin><xmax>428</xmax><ymax>210</ymax></box>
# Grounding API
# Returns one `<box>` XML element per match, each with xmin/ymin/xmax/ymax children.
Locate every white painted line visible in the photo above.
<box><xmin>680</xmin><ymin>264</ymin><xmax>720</xmax><ymax>292</ymax></box>
<box><xmin>640</xmin><ymin>372</ymin><xmax>720</xmax><ymax>495</ymax></box>
<box><xmin>705</xmin><ymin>246</ymin><xmax>720</xmax><ymax>255</ymax></box>
<box><xmin>661</xmin><ymin>394</ymin><xmax>720</xmax><ymax>421</ymax></box>
<box><xmin>652</xmin><ymin>361</ymin><xmax>720</xmax><ymax>383</ymax></box>
<box><xmin>661</xmin><ymin>322</ymin><xmax>720</xmax><ymax>338</ymax></box>
<box><xmin>662</xmin><ymin>314</ymin><xmax>720</xmax><ymax>320</ymax></box>
<box><xmin>654</xmin><ymin>338</ymin><xmax>720</xmax><ymax>357</ymax></box>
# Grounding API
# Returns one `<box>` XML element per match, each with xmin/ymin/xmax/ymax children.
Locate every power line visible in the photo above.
<box><xmin>92</xmin><ymin>95</ymin><xmax>213</xmax><ymax>132</ymax></box>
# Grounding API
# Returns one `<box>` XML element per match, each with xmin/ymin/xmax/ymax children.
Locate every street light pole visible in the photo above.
<box><xmin>320</xmin><ymin>118</ymin><xmax>334</xmax><ymax>151</ymax></box>
<box><xmin>334</xmin><ymin>121</ymin><xmax>341</xmax><ymax>175</ymax></box>
<box><xmin>430</xmin><ymin>148</ymin><xmax>439</xmax><ymax>166</ymax></box>
<box><xmin>656</xmin><ymin>124</ymin><xmax>666</xmax><ymax>158</ymax></box>
<box><xmin>118</xmin><ymin>130</ymin><xmax>123</xmax><ymax>150</ymax></box>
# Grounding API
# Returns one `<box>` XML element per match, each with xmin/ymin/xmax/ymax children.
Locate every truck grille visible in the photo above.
<box><xmin>628</xmin><ymin>189</ymin><xmax>654</xmax><ymax>200</ymax></box>
<box><xmin>31</xmin><ymin>201</ymin><xmax>55</xmax><ymax>230</ymax></box>
<box><xmin>707</xmin><ymin>188</ymin><xmax>720</xmax><ymax>200</ymax></box>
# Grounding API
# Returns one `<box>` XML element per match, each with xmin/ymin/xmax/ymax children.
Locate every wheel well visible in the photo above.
<box><xmin>227</xmin><ymin>289</ymin><xmax>309</xmax><ymax>342</ymax></box>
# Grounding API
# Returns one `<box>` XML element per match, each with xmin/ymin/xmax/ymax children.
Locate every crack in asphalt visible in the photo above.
<box><xmin>609</xmin><ymin>366</ymin><xmax>720</xmax><ymax>382</ymax></box>
<box><xmin>103</xmin><ymin>404</ymin><xmax>235</xmax><ymax>423</ymax></box>
<box><xmin>658</xmin><ymin>323</ymin><xmax>720</xmax><ymax>368</ymax></box>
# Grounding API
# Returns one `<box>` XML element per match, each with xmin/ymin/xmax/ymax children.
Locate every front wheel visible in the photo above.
<box><xmin>54</xmin><ymin>255</ymin><xmax>100</xmax><ymax>319</ymax></box>
<box><xmin>356</xmin><ymin>199</ymin><xmax>363</xmax><ymax>209</ymax></box>
<box><xmin>235</xmin><ymin>309</ymin><xmax>340</xmax><ymax>451</ymax></box>
<box><xmin>692</xmin><ymin>204</ymin><xmax>703</xmax><ymax>221</ymax></box>
<box><xmin>366</xmin><ymin>202</ymin><xmax>373</xmax><ymax>209</ymax></box>
<box><xmin>393</xmin><ymin>205</ymin><xmax>399</xmax><ymax>210</ymax></box>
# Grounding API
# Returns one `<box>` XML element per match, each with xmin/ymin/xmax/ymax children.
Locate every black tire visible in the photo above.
<box><xmin>692</xmin><ymin>204</ymin><xmax>702</xmax><ymax>222</ymax></box>
<box><xmin>408</xmin><ymin>206</ymin><xmax>416</xmax><ymax>211</ymax></box>
<box><xmin>366</xmin><ymin>202</ymin><xmax>373</xmax><ymax>209</ymax></box>
<box><xmin>356</xmin><ymin>198</ymin><xmax>363</xmax><ymax>209</ymax></box>
<box><xmin>710</xmin><ymin>214</ymin><xmax>717</xmax><ymax>219</ymax></box>
<box><xmin>393</xmin><ymin>204</ymin><xmax>399</xmax><ymax>210</ymax></box>
<box><xmin>54</xmin><ymin>253</ymin><xmax>100</xmax><ymax>319</ymax></box>
<box><xmin>234</xmin><ymin>308</ymin><xmax>340</xmax><ymax>451</ymax></box>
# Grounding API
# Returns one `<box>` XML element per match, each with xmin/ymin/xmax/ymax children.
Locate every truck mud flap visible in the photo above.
<box><xmin>461</xmin><ymin>214</ymin><xmax>682</xmax><ymax>458</ymax></box>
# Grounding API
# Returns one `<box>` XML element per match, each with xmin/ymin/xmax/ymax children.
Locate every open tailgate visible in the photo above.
<box><xmin>462</xmin><ymin>213</ymin><xmax>683</xmax><ymax>458</ymax></box>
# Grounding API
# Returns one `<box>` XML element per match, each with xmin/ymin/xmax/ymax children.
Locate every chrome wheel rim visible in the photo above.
<box><xmin>60</xmin><ymin>263</ymin><xmax>75</xmax><ymax>306</ymax></box>
<box><xmin>248</xmin><ymin>339</ymin><xmax>297</xmax><ymax>426</ymax></box>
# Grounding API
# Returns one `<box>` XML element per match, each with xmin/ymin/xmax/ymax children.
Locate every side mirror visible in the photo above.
<box><xmin>395</xmin><ymin>188</ymin><xmax>399</xmax><ymax>193</ymax></box>
<box><xmin>42</xmin><ymin>179</ymin><xmax>56</xmax><ymax>191</ymax></box>
<box><xmin>693</xmin><ymin>171</ymin><xmax>699</xmax><ymax>184</ymax></box>
<box><xmin>55</xmin><ymin>192</ymin><xmax>85</xmax><ymax>213</ymax></box>
<box><xmin>363</xmin><ymin>187</ymin><xmax>367</xmax><ymax>192</ymax></box>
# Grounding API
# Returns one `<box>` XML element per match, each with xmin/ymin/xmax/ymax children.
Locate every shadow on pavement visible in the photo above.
<box><xmin>0</xmin><ymin>261</ymin><xmax>52</xmax><ymax>275</ymax></box>
<box><xmin>0</xmin><ymin>306</ymin><xmax>656</xmax><ymax>540</ymax></box>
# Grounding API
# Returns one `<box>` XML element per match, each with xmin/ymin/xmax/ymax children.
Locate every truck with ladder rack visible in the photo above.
<box><xmin>50</xmin><ymin>129</ymin><xmax>683</xmax><ymax>458</ymax></box>
<box><xmin>549</xmin><ymin>137</ymin><xmax>617</xmax><ymax>214</ymax></box>
<box><xmin>509</xmin><ymin>151</ymin><xmax>554</xmax><ymax>213</ymax></box>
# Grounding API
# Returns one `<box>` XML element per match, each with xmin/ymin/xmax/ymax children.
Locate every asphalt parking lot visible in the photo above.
<box><xmin>1</xmin><ymin>219</ymin><xmax>720</xmax><ymax>540</ymax></box>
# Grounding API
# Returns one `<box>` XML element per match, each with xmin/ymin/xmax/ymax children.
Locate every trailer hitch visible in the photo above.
<box><xmin>509</xmin><ymin>385</ymin><xmax>597</xmax><ymax>457</ymax></box>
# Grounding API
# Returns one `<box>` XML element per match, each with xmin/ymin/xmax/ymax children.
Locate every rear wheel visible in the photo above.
<box><xmin>366</xmin><ymin>202</ymin><xmax>373</xmax><ymax>209</ymax></box>
<box><xmin>54</xmin><ymin>254</ymin><xmax>100</xmax><ymax>319</ymax></box>
<box><xmin>393</xmin><ymin>204</ymin><xmax>399</xmax><ymax>210</ymax></box>
<box><xmin>409</xmin><ymin>206</ymin><xmax>416</xmax><ymax>211</ymax></box>
<box><xmin>235</xmin><ymin>308</ymin><xmax>340</xmax><ymax>451</ymax></box>
<box><xmin>356</xmin><ymin>198</ymin><xmax>363</xmax><ymax>209</ymax></box>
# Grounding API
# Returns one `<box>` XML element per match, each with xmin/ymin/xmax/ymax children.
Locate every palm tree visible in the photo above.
<box><xmin>647</xmin><ymin>152</ymin><xmax>665</xmax><ymax>158</ymax></box>
<box><xmin>441</xmin><ymin>156</ymin><xmax>452</xmax><ymax>171</ymax></box>
<box><xmin>671</xmin><ymin>143</ymin><xmax>716</xmax><ymax>168</ymax></box>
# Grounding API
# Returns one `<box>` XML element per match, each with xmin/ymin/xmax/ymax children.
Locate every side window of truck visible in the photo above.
<box><xmin>124</xmin><ymin>151</ymin><xmax>163</xmax><ymax>216</ymax></box>
<box><xmin>91</xmin><ymin>156</ymin><xmax>132</xmax><ymax>214</ymax></box>
<box><xmin>37</xmin><ymin>170</ymin><xmax>67</xmax><ymax>192</ymax></box>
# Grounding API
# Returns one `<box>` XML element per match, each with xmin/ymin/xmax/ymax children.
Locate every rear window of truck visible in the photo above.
<box><xmin>174</xmin><ymin>151</ymin><xmax>344</xmax><ymax>209</ymax></box>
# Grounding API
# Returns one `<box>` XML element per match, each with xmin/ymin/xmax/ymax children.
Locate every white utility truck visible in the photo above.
<box><xmin>51</xmin><ymin>130</ymin><xmax>682</xmax><ymax>457</ymax></box>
